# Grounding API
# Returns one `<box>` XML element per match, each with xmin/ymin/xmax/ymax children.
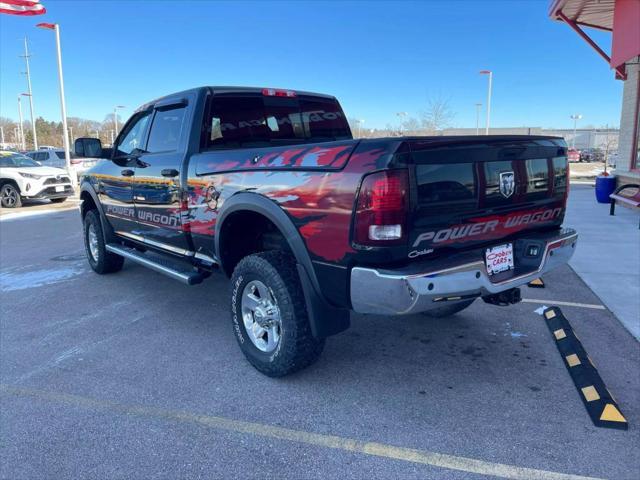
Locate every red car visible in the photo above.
<box><xmin>568</xmin><ymin>148</ymin><xmax>580</xmax><ymax>162</ymax></box>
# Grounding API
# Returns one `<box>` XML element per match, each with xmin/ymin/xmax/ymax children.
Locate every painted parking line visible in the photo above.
<box><xmin>0</xmin><ymin>384</ymin><xmax>601</xmax><ymax>480</ymax></box>
<box><xmin>522</xmin><ymin>299</ymin><xmax>606</xmax><ymax>310</ymax></box>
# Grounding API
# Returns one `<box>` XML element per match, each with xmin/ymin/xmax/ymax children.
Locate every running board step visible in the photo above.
<box><xmin>105</xmin><ymin>244</ymin><xmax>204</xmax><ymax>285</ymax></box>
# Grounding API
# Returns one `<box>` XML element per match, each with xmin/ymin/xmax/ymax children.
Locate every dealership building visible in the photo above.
<box><xmin>549</xmin><ymin>0</ymin><xmax>640</xmax><ymax>184</ymax></box>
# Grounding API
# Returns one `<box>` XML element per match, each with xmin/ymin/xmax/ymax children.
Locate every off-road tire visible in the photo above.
<box><xmin>230</xmin><ymin>251</ymin><xmax>325</xmax><ymax>377</ymax></box>
<box><xmin>0</xmin><ymin>183</ymin><xmax>22</xmax><ymax>208</ymax></box>
<box><xmin>50</xmin><ymin>198</ymin><xmax>67</xmax><ymax>203</ymax></box>
<box><xmin>422</xmin><ymin>299</ymin><xmax>475</xmax><ymax>318</ymax></box>
<box><xmin>83</xmin><ymin>209</ymin><xmax>124</xmax><ymax>274</ymax></box>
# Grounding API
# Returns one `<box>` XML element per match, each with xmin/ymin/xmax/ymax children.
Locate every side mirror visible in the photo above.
<box><xmin>74</xmin><ymin>137</ymin><xmax>105</xmax><ymax>158</ymax></box>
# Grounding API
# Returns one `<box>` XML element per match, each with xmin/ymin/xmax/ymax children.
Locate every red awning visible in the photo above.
<box><xmin>549</xmin><ymin>0</ymin><xmax>615</xmax><ymax>31</ymax></box>
<box><xmin>550</xmin><ymin>0</ymin><xmax>640</xmax><ymax>78</ymax></box>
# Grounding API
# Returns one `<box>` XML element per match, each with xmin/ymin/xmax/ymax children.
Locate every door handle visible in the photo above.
<box><xmin>161</xmin><ymin>168</ymin><xmax>179</xmax><ymax>178</ymax></box>
<box><xmin>121</xmin><ymin>169</ymin><xmax>134</xmax><ymax>177</ymax></box>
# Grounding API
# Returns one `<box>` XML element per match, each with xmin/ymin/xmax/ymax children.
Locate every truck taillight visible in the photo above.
<box><xmin>354</xmin><ymin>170</ymin><xmax>408</xmax><ymax>246</ymax></box>
<box><xmin>70</xmin><ymin>159</ymin><xmax>82</xmax><ymax>165</ymax></box>
<box><xmin>566</xmin><ymin>161</ymin><xmax>570</xmax><ymax>199</ymax></box>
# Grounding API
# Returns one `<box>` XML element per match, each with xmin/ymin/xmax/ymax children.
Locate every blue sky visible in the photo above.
<box><xmin>0</xmin><ymin>0</ymin><xmax>623</xmax><ymax>129</ymax></box>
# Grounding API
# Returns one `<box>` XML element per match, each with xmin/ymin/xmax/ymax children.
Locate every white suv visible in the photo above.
<box><xmin>0</xmin><ymin>151</ymin><xmax>73</xmax><ymax>208</ymax></box>
<box><xmin>26</xmin><ymin>149</ymin><xmax>99</xmax><ymax>181</ymax></box>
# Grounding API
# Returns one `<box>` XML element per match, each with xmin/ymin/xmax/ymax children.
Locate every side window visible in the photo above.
<box><xmin>36</xmin><ymin>152</ymin><xmax>47</xmax><ymax>162</ymax></box>
<box><xmin>115</xmin><ymin>113</ymin><xmax>151</xmax><ymax>156</ymax></box>
<box><xmin>146</xmin><ymin>107</ymin><xmax>186</xmax><ymax>153</ymax></box>
<box><xmin>26</xmin><ymin>152</ymin><xmax>36</xmax><ymax>159</ymax></box>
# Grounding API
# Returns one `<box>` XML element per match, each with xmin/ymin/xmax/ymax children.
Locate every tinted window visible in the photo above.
<box><xmin>553</xmin><ymin>157</ymin><xmax>567</xmax><ymax>193</ymax></box>
<box><xmin>147</xmin><ymin>107</ymin><xmax>186</xmax><ymax>153</ymax></box>
<box><xmin>416</xmin><ymin>163</ymin><xmax>475</xmax><ymax>204</ymax></box>
<box><xmin>525</xmin><ymin>159</ymin><xmax>549</xmax><ymax>193</ymax></box>
<box><xmin>204</xmin><ymin>93</ymin><xmax>351</xmax><ymax>149</ymax></box>
<box><xmin>54</xmin><ymin>151</ymin><xmax>66</xmax><ymax>160</ymax></box>
<box><xmin>116</xmin><ymin>112</ymin><xmax>151</xmax><ymax>156</ymax></box>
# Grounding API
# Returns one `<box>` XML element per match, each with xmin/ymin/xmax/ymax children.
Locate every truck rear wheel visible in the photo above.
<box><xmin>230</xmin><ymin>251</ymin><xmax>325</xmax><ymax>377</ymax></box>
<box><xmin>83</xmin><ymin>210</ymin><xmax>124</xmax><ymax>274</ymax></box>
<box><xmin>422</xmin><ymin>299</ymin><xmax>475</xmax><ymax>318</ymax></box>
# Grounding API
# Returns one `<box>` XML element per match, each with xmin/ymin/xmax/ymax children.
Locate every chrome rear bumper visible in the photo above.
<box><xmin>350</xmin><ymin>229</ymin><xmax>578</xmax><ymax>315</ymax></box>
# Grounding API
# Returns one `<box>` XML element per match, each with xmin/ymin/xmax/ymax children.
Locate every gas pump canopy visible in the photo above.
<box><xmin>549</xmin><ymin>0</ymin><xmax>640</xmax><ymax>80</ymax></box>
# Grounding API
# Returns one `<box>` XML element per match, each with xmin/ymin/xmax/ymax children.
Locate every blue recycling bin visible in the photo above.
<box><xmin>595</xmin><ymin>175</ymin><xmax>616</xmax><ymax>204</ymax></box>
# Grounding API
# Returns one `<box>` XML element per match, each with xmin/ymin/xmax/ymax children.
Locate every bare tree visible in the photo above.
<box><xmin>421</xmin><ymin>96</ymin><xmax>455</xmax><ymax>134</ymax></box>
<box><xmin>401</xmin><ymin>117</ymin><xmax>422</xmax><ymax>136</ymax></box>
<box><xmin>602</xmin><ymin>128</ymin><xmax>618</xmax><ymax>174</ymax></box>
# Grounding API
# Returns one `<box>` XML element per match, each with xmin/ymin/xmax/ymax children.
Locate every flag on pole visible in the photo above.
<box><xmin>0</xmin><ymin>0</ymin><xmax>46</xmax><ymax>16</ymax></box>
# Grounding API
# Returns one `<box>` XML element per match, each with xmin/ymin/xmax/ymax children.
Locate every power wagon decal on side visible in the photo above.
<box><xmin>105</xmin><ymin>204</ymin><xmax>180</xmax><ymax>228</ymax></box>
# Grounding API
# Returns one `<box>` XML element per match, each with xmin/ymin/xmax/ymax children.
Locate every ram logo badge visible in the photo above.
<box><xmin>499</xmin><ymin>171</ymin><xmax>515</xmax><ymax>198</ymax></box>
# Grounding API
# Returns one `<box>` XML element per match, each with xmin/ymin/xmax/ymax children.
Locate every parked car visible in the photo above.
<box><xmin>26</xmin><ymin>148</ymin><xmax>99</xmax><ymax>181</ymax></box>
<box><xmin>568</xmin><ymin>148</ymin><xmax>581</xmax><ymax>162</ymax></box>
<box><xmin>79</xmin><ymin>86</ymin><xmax>577</xmax><ymax>377</ymax></box>
<box><xmin>0</xmin><ymin>151</ymin><xmax>73</xmax><ymax>208</ymax></box>
<box><xmin>579</xmin><ymin>148</ymin><xmax>604</xmax><ymax>163</ymax></box>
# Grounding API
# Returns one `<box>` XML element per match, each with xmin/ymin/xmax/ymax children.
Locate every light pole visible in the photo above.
<box><xmin>355</xmin><ymin>119</ymin><xmax>365</xmax><ymax>138</ymax></box>
<box><xmin>480</xmin><ymin>70</ymin><xmax>493</xmax><ymax>135</ymax></box>
<box><xmin>21</xmin><ymin>37</ymin><xmax>38</xmax><ymax>150</ymax></box>
<box><xmin>396</xmin><ymin>111</ymin><xmax>407</xmax><ymax>135</ymax></box>
<box><xmin>37</xmin><ymin>22</ymin><xmax>75</xmax><ymax>187</ymax></box>
<box><xmin>0</xmin><ymin>126</ymin><xmax>5</xmax><ymax>146</ymax></box>
<box><xmin>475</xmin><ymin>103</ymin><xmax>482</xmax><ymax>135</ymax></box>
<box><xmin>113</xmin><ymin>105</ymin><xmax>125</xmax><ymax>136</ymax></box>
<box><xmin>570</xmin><ymin>114</ymin><xmax>582</xmax><ymax>149</ymax></box>
<box><xmin>17</xmin><ymin>95</ymin><xmax>26</xmax><ymax>151</ymax></box>
<box><xmin>19</xmin><ymin>93</ymin><xmax>33</xmax><ymax>150</ymax></box>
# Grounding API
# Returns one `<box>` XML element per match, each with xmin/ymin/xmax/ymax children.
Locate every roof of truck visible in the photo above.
<box><xmin>135</xmin><ymin>86</ymin><xmax>336</xmax><ymax>113</ymax></box>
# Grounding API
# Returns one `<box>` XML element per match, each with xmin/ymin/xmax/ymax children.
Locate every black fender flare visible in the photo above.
<box><xmin>216</xmin><ymin>192</ymin><xmax>350</xmax><ymax>338</ymax></box>
<box><xmin>79</xmin><ymin>182</ymin><xmax>117</xmax><ymax>243</ymax></box>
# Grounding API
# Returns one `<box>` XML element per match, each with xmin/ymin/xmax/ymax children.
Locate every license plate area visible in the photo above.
<box><xmin>55</xmin><ymin>185</ymin><xmax>65</xmax><ymax>192</ymax></box>
<box><xmin>485</xmin><ymin>243</ymin><xmax>514</xmax><ymax>276</ymax></box>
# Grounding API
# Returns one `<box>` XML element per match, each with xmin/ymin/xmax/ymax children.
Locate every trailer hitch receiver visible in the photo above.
<box><xmin>482</xmin><ymin>287</ymin><xmax>522</xmax><ymax>306</ymax></box>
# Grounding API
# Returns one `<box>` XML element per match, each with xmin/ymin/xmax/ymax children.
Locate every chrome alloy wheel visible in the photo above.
<box><xmin>1</xmin><ymin>185</ymin><xmax>18</xmax><ymax>208</ymax></box>
<box><xmin>87</xmin><ymin>223</ymin><xmax>99</xmax><ymax>261</ymax></box>
<box><xmin>241</xmin><ymin>280</ymin><xmax>282</xmax><ymax>353</ymax></box>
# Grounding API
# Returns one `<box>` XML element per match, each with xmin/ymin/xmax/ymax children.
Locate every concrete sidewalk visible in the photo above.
<box><xmin>565</xmin><ymin>184</ymin><xmax>640</xmax><ymax>339</ymax></box>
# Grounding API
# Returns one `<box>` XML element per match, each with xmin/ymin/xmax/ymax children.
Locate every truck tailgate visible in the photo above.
<box><xmin>407</xmin><ymin>136</ymin><xmax>568</xmax><ymax>255</ymax></box>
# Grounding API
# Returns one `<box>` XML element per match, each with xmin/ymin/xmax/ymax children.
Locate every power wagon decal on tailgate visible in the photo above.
<box><xmin>412</xmin><ymin>207</ymin><xmax>563</xmax><ymax>248</ymax></box>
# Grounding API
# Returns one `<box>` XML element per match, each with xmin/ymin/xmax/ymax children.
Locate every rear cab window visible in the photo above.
<box><xmin>203</xmin><ymin>91</ymin><xmax>351</xmax><ymax>149</ymax></box>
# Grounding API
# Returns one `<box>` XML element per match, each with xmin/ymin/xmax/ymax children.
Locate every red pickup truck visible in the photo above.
<box><xmin>78</xmin><ymin>86</ymin><xmax>578</xmax><ymax>376</ymax></box>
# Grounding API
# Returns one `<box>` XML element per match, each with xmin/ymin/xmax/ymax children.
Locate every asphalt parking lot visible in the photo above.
<box><xmin>1</xmin><ymin>210</ymin><xmax>638</xmax><ymax>479</ymax></box>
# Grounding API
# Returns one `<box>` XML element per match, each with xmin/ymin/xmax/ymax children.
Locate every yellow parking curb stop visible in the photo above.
<box><xmin>528</xmin><ymin>277</ymin><xmax>545</xmax><ymax>288</ymax></box>
<box><xmin>543</xmin><ymin>306</ymin><xmax>628</xmax><ymax>430</ymax></box>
